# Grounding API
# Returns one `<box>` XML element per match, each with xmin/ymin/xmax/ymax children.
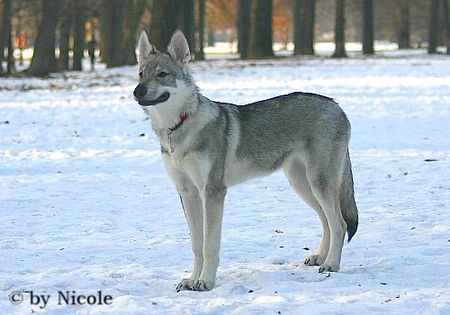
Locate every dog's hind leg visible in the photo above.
<box><xmin>283</xmin><ymin>157</ymin><xmax>330</xmax><ymax>267</ymax></box>
<box><xmin>307</xmin><ymin>162</ymin><xmax>347</xmax><ymax>273</ymax></box>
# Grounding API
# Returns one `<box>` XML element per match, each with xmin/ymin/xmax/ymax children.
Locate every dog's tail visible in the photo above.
<box><xmin>340</xmin><ymin>150</ymin><xmax>358</xmax><ymax>242</ymax></box>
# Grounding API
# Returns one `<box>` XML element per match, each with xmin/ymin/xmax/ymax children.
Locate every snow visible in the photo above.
<box><xmin>203</xmin><ymin>41</ymin><xmax>401</xmax><ymax>55</ymax></box>
<box><xmin>1</xmin><ymin>51</ymin><xmax>450</xmax><ymax>314</ymax></box>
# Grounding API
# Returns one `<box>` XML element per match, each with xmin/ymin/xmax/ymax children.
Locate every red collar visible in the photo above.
<box><xmin>168</xmin><ymin>112</ymin><xmax>190</xmax><ymax>134</ymax></box>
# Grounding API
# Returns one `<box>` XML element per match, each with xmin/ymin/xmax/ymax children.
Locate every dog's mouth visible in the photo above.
<box><xmin>137</xmin><ymin>92</ymin><xmax>170</xmax><ymax>106</ymax></box>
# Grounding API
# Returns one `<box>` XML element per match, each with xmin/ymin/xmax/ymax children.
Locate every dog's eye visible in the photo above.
<box><xmin>139</xmin><ymin>71</ymin><xmax>143</xmax><ymax>78</ymax></box>
<box><xmin>157</xmin><ymin>71</ymin><xmax>169</xmax><ymax>78</ymax></box>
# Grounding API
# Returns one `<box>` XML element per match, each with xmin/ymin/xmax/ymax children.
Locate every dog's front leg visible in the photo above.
<box><xmin>193</xmin><ymin>185</ymin><xmax>227</xmax><ymax>291</ymax></box>
<box><xmin>175</xmin><ymin>181</ymin><xmax>204</xmax><ymax>292</ymax></box>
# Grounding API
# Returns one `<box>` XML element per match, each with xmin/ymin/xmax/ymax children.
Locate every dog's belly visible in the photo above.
<box><xmin>224</xmin><ymin>158</ymin><xmax>269</xmax><ymax>187</ymax></box>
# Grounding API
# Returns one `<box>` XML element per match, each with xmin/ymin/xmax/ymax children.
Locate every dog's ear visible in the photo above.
<box><xmin>137</xmin><ymin>30</ymin><xmax>158</xmax><ymax>64</ymax></box>
<box><xmin>168</xmin><ymin>30</ymin><xmax>190</xmax><ymax>64</ymax></box>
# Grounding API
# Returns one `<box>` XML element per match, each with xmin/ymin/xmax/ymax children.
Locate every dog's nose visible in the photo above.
<box><xmin>133</xmin><ymin>84</ymin><xmax>147</xmax><ymax>99</ymax></box>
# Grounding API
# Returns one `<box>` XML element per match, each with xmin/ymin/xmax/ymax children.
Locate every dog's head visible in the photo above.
<box><xmin>133</xmin><ymin>30</ymin><xmax>194</xmax><ymax>108</ymax></box>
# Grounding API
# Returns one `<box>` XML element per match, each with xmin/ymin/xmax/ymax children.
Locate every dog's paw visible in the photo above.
<box><xmin>318</xmin><ymin>264</ymin><xmax>339</xmax><ymax>273</ymax></box>
<box><xmin>192</xmin><ymin>280</ymin><xmax>214</xmax><ymax>291</ymax></box>
<box><xmin>175</xmin><ymin>279</ymin><xmax>196</xmax><ymax>292</ymax></box>
<box><xmin>304</xmin><ymin>254</ymin><xmax>324</xmax><ymax>266</ymax></box>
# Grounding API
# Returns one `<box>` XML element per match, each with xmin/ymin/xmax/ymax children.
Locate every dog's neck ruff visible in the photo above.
<box><xmin>167</xmin><ymin>112</ymin><xmax>190</xmax><ymax>153</ymax></box>
<box><xmin>168</xmin><ymin>112</ymin><xmax>190</xmax><ymax>135</ymax></box>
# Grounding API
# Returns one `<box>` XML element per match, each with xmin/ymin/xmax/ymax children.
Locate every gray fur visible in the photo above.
<box><xmin>340</xmin><ymin>150</ymin><xmax>359</xmax><ymax>241</ymax></box>
<box><xmin>134</xmin><ymin>30</ymin><xmax>359</xmax><ymax>291</ymax></box>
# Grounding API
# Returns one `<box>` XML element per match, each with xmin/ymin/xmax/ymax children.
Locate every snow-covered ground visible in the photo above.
<box><xmin>1</xmin><ymin>51</ymin><xmax>450</xmax><ymax>314</ymax></box>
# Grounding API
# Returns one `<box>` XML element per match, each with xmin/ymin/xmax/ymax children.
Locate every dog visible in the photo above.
<box><xmin>133</xmin><ymin>30</ymin><xmax>358</xmax><ymax>292</ymax></box>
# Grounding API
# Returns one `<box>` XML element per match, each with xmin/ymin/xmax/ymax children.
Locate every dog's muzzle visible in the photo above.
<box><xmin>133</xmin><ymin>84</ymin><xmax>170</xmax><ymax>106</ymax></box>
<box><xmin>136</xmin><ymin>92</ymin><xmax>170</xmax><ymax>106</ymax></box>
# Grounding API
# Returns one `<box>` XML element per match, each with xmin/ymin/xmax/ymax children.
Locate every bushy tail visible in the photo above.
<box><xmin>340</xmin><ymin>150</ymin><xmax>358</xmax><ymax>242</ymax></box>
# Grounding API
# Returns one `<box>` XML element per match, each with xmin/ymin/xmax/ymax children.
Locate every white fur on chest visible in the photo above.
<box><xmin>163</xmin><ymin>151</ymin><xmax>211</xmax><ymax>191</ymax></box>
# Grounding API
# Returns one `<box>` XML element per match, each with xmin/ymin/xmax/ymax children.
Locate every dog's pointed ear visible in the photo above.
<box><xmin>137</xmin><ymin>30</ymin><xmax>158</xmax><ymax>64</ymax></box>
<box><xmin>167</xmin><ymin>30</ymin><xmax>191</xmax><ymax>63</ymax></box>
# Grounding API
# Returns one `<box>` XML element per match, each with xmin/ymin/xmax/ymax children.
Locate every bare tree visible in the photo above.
<box><xmin>0</xmin><ymin>1</ymin><xmax>4</xmax><ymax>76</ymax></box>
<box><xmin>444</xmin><ymin>0</ymin><xmax>450</xmax><ymax>54</ymax></box>
<box><xmin>196</xmin><ymin>0</ymin><xmax>206</xmax><ymax>60</ymax></box>
<box><xmin>333</xmin><ymin>0</ymin><xmax>347</xmax><ymax>57</ymax></box>
<box><xmin>180</xmin><ymin>0</ymin><xmax>195</xmax><ymax>55</ymax></box>
<box><xmin>238</xmin><ymin>0</ymin><xmax>251</xmax><ymax>59</ymax></box>
<box><xmin>149</xmin><ymin>0</ymin><xmax>181</xmax><ymax>50</ymax></box>
<box><xmin>248</xmin><ymin>0</ymin><xmax>273</xmax><ymax>59</ymax></box>
<box><xmin>73</xmin><ymin>0</ymin><xmax>86</xmax><ymax>71</ymax></box>
<box><xmin>119</xmin><ymin>0</ymin><xmax>147</xmax><ymax>65</ymax></box>
<box><xmin>428</xmin><ymin>0</ymin><xmax>439</xmax><ymax>53</ymax></box>
<box><xmin>397</xmin><ymin>0</ymin><xmax>411</xmax><ymax>49</ymax></box>
<box><xmin>27</xmin><ymin>0</ymin><xmax>60</xmax><ymax>77</ymax></box>
<box><xmin>100</xmin><ymin>0</ymin><xmax>126</xmax><ymax>68</ymax></box>
<box><xmin>0</xmin><ymin>0</ymin><xmax>8</xmax><ymax>75</ymax></box>
<box><xmin>148</xmin><ymin>0</ymin><xmax>195</xmax><ymax>54</ymax></box>
<box><xmin>99</xmin><ymin>0</ymin><xmax>112</xmax><ymax>64</ymax></box>
<box><xmin>363</xmin><ymin>0</ymin><xmax>374</xmax><ymax>54</ymax></box>
<box><xmin>58</xmin><ymin>1</ymin><xmax>72</xmax><ymax>71</ymax></box>
<box><xmin>0</xmin><ymin>0</ymin><xmax>14</xmax><ymax>75</ymax></box>
<box><xmin>294</xmin><ymin>0</ymin><xmax>316</xmax><ymax>55</ymax></box>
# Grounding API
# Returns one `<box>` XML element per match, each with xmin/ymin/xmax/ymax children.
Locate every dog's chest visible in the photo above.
<box><xmin>164</xmin><ymin>150</ymin><xmax>211</xmax><ymax>188</ymax></box>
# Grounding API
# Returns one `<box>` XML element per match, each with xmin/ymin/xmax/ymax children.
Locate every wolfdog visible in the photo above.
<box><xmin>133</xmin><ymin>30</ymin><xmax>358</xmax><ymax>291</ymax></box>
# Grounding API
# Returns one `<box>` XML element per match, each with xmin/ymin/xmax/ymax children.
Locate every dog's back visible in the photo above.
<box><xmin>213</xmin><ymin>92</ymin><xmax>350</xmax><ymax>178</ymax></box>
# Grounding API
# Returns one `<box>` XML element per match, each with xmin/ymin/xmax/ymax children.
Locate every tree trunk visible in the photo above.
<box><xmin>149</xmin><ymin>0</ymin><xmax>165</xmax><ymax>49</ymax></box>
<box><xmin>180</xmin><ymin>0</ymin><xmax>195</xmax><ymax>55</ymax></box>
<box><xmin>110</xmin><ymin>0</ymin><xmax>125</xmax><ymax>67</ymax></box>
<box><xmin>196</xmin><ymin>0</ymin><xmax>206</xmax><ymax>60</ymax></box>
<box><xmin>248</xmin><ymin>0</ymin><xmax>273</xmax><ymax>59</ymax></box>
<box><xmin>397</xmin><ymin>0</ymin><xmax>410</xmax><ymax>49</ymax></box>
<box><xmin>333</xmin><ymin>0</ymin><xmax>347</xmax><ymax>57</ymax></box>
<box><xmin>363</xmin><ymin>0</ymin><xmax>374</xmax><ymax>54</ymax></box>
<box><xmin>100</xmin><ymin>0</ymin><xmax>126</xmax><ymax>67</ymax></box>
<box><xmin>294</xmin><ymin>0</ymin><xmax>316</xmax><ymax>55</ymax></box>
<box><xmin>119</xmin><ymin>0</ymin><xmax>147</xmax><ymax>65</ymax></box>
<box><xmin>0</xmin><ymin>0</ymin><xmax>5</xmax><ymax>75</ymax></box>
<box><xmin>17</xmin><ymin>3</ymin><xmax>24</xmax><ymax>66</ymax></box>
<box><xmin>149</xmin><ymin>0</ymin><xmax>181</xmax><ymax>50</ymax></box>
<box><xmin>100</xmin><ymin>0</ymin><xmax>113</xmax><ymax>64</ymax></box>
<box><xmin>0</xmin><ymin>9</ymin><xmax>6</xmax><ymax>76</ymax></box>
<box><xmin>207</xmin><ymin>26</ymin><xmax>214</xmax><ymax>46</ymax></box>
<box><xmin>27</xmin><ymin>0</ymin><xmax>60</xmax><ymax>77</ymax></box>
<box><xmin>73</xmin><ymin>0</ymin><xmax>86</xmax><ymax>71</ymax></box>
<box><xmin>5</xmin><ymin>0</ymin><xmax>14</xmax><ymax>74</ymax></box>
<box><xmin>445</xmin><ymin>0</ymin><xmax>450</xmax><ymax>54</ymax></box>
<box><xmin>99</xmin><ymin>0</ymin><xmax>125</xmax><ymax>68</ymax></box>
<box><xmin>438</xmin><ymin>0</ymin><xmax>447</xmax><ymax>46</ymax></box>
<box><xmin>0</xmin><ymin>0</ymin><xmax>14</xmax><ymax>75</ymax></box>
<box><xmin>293</xmin><ymin>0</ymin><xmax>301</xmax><ymax>55</ymax></box>
<box><xmin>59</xmin><ymin>6</ymin><xmax>72</xmax><ymax>71</ymax></box>
<box><xmin>428</xmin><ymin>0</ymin><xmax>439</xmax><ymax>53</ymax></box>
<box><xmin>6</xmin><ymin>7</ymin><xmax>14</xmax><ymax>75</ymax></box>
<box><xmin>238</xmin><ymin>0</ymin><xmax>251</xmax><ymax>59</ymax></box>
